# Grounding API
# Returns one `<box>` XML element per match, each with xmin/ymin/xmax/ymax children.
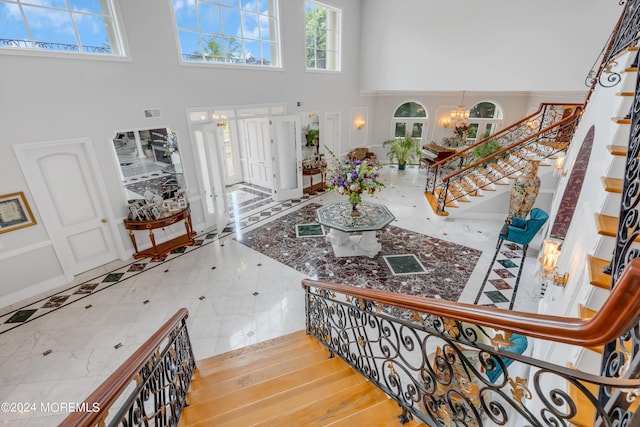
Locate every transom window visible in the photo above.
<box><xmin>392</xmin><ymin>101</ymin><xmax>428</xmax><ymax>143</ymax></box>
<box><xmin>305</xmin><ymin>1</ymin><xmax>341</xmax><ymax>71</ymax></box>
<box><xmin>173</xmin><ymin>0</ymin><xmax>280</xmax><ymax>67</ymax></box>
<box><xmin>466</xmin><ymin>101</ymin><xmax>503</xmax><ymax>142</ymax></box>
<box><xmin>0</xmin><ymin>0</ymin><xmax>124</xmax><ymax>56</ymax></box>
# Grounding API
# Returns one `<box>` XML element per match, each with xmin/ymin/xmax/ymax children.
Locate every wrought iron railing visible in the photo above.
<box><xmin>303</xmin><ymin>262</ymin><xmax>640</xmax><ymax>426</ymax></box>
<box><xmin>425</xmin><ymin>105</ymin><xmax>582</xmax><ymax>215</ymax></box>
<box><xmin>0</xmin><ymin>38</ymin><xmax>112</xmax><ymax>54</ymax></box>
<box><xmin>61</xmin><ymin>308</ymin><xmax>196</xmax><ymax>427</ymax></box>
<box><xmin>585</xmin><ymin>0</ymin><xmax>640</xmax><ymax>99</ymax></box>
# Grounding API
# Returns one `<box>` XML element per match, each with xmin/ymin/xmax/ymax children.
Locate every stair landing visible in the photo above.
<box><xmin>179</xmin><ymin>331</ymin><xmax>421</xmax><ymax>426</ymax></box>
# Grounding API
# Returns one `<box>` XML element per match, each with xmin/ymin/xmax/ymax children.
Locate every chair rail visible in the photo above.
<box><xmin>60</xmin><ymin>308</ymin><xmax>195</xmax><ymax>427</ymax></box>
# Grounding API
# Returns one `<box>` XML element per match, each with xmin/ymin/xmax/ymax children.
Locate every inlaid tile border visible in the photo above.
<box><xmin>0</xmin><ymin>191</ymin><xmax>323</xmax><ymax>335</ymax></box>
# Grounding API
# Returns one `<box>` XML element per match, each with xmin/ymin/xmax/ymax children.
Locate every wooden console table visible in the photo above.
<box><xmin>303</xmin><ymin>167</ymin><xmax>325</xmax><ymax>195</ymax></box>
<box><xmin>123</xmin><ymin>207</ymin><xmax>196</xmax><ymax>261</ymax></box>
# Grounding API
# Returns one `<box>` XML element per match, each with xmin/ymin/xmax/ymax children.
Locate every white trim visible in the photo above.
<box><xmin>0</xmin><ymin>274</ymin><xmax>67</xmax><ymax>315</ymax></box>
<box><xmin>0</xmin><ymin>0</ymin><xmax>131</xmax><ymax>61</ymax></box>
<box><xmin>0</xmin><ymin>240</ymin><xmax>53</xmax><ymax>262</ymax></box>
<box><xmin>13</xmin><ymin>137</ymin><xmax>126</xmax><ymax>277</ymax></box>
<box><xmin>0</xmin><ymin>48</ymin><xmax>132</xmax><ymax>62</ymax></box>
<box><xmin>170</xmin><ymin>0</ymin><xmax>283</xmax><ymax>69</ymax></box>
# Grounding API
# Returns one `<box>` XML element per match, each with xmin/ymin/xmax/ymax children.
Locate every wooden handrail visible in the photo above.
<box><xmin>438</xmin><ymin>110</ymin><xmax>580</xmax><ymax>183</ymax></box>
<box><xmin>60</xmin><ymin>308</ymin><xmax>190</xmax><ymax>426</ymax></box>
<box><xmin>429</xmin><ymin>103</ymin><xmax>583</xmax><ymax>170</ymax></box>
<box><xmin>302</xmin><ymin>258</ymin><xmax>640</xmax><ymax>347</ymax></box>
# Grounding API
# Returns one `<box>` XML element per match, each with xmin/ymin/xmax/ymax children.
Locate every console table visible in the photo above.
<box><xmin>123</xmin><ymin>207</ymin><xmax>196</xmax><ymax>261</ymax></box>
<box><xmin>303</xmin><ymin>167</ymin><xmax>325</xmax><ymax>195</ymax></box>
<box><xmin>315</xmin><ymin>201</ymin><xmax>395</xmax><ymax>258</ymax></box>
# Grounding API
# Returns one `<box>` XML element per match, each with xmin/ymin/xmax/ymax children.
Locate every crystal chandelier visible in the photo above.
<box><xmin>450</xmin><ymin>90</ymin><xmax>470</xmax><ymax>126</ymax></box>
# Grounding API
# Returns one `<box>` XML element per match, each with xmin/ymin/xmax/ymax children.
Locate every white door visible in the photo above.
<box><xmin>271</xmin><ymin>115</ymin><xmax>303</xmax><ymax>201</ymax></box>
<box><xmin>197</xmin><ymin>124</ymin><xmax>230</xmax><ymax>233</ymax></box>
<box><xmin>243</xmin><ymin>118</ymin><xmax>272</xmax><ymax>189</ymax></box>
<box><xmin>14</xmin><ymin>138</ymin><xmax>121</xmax><ymax>280</ymax></box>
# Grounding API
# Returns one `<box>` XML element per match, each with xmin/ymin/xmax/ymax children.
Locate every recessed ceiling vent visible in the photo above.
<box><xmin>144</xmin><ymin>109</ymin><xmax>161</xmax><ymax>118</ymax></box>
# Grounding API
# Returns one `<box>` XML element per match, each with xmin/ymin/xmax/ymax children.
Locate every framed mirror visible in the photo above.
<box><xmin>112</xmin><ymin>127</ymin><xmax>185</xmax><ymax>203</ymax></box>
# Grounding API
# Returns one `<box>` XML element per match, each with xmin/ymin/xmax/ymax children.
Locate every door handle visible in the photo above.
<box><xmin>101</xmin><ymin>218</ymin><xmax>107</xmax><ymax>223</ymax></box>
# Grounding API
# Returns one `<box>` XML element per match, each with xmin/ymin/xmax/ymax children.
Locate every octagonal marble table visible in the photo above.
<box><xmin>315</xmin><ymin>201</ymin><xmax>395</xmax><ymax>258</ymax></box>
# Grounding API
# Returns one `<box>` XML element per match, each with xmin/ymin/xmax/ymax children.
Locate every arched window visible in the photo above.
<box><xmin>391</xmin><ymin>101</ymin><xmax>428</xmax><ymax>143</ymax></box>
<box><xmin>466</xmin><ymin>101</ymin><xmax>503</xmax><ymax>142</ymax></box>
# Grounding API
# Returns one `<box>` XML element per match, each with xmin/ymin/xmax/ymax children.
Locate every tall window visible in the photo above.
<box><xmin>466</xmin><ymin>101</ymin><xmax>503</xmax><ymax>142</ymax></box>
<box><xmin>173</xmin><ymin>0</ymin><xmax>280</xmax><ymax>67</ymax></box>
<box><xmin>305</xmin><ymin>1</ymin><xmax>340</xmax><ymax>71</ymax></box>
<box><xmin>0</xmin><ymin>0</ymin><xmax>124</xmax><ymax>56</ymax></box>
<box><xmin>392</xmin><ymin>101</ymin><xmax>427</xmax><ymax>143</ymax></box>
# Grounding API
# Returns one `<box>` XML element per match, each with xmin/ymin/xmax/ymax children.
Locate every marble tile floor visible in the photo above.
<box><xmin>0</xmin><ymin>166</ymin><xmax>545</xmax><ymax>426</ymax></box>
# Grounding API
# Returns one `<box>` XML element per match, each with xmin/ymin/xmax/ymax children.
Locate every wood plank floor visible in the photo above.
<box><xmin>178</xmin><ymin>331</ymin><xmax>421</xmax><ymax>426</ymax></box>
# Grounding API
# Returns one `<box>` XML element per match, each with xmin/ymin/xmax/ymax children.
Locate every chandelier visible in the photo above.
<box><xmin>450</xmin><ymin>90</ymin><xmax>470</xmax><ymax>126</ymax></box>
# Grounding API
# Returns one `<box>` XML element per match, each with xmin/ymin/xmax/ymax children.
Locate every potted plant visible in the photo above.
<box><xmin>467</xmin><ymin>139</ymin><xmax>502</xmax><ymax>166</ymax></box>
<box><xmin>383</xmin><ymin>136</ymin><xmax>421</xmax><ymax>170</ymax></box>
<box><xmin>143</xmin><ymin>139</ymin><xmax>154</xmax><ymax>158</ymax></box>
<box><xmin>306</xmin><ymin>128</ymin><xmax>320</xmax><ymax>147</ymax></box>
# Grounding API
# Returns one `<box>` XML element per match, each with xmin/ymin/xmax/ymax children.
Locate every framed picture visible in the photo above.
<box><xmin>177</xmin><ymin>197</ymin><xmax>187</xmax><ymax>209</ymax></box>
<box><xmin>0</xmin><ymin>192</ymin><xmax>36</xmax><ymax>234</ymax></box>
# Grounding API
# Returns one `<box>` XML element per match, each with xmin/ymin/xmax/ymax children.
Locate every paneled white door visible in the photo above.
<box><xmin>271</xmin><ymin>115</ymin><xmax>302</xmax><ymax>201</ymax></box>
<box><xmin>243</xmin><ymin>118</ymin><xmax>272</xmax><ymax>189</ymax></box>
<box><xmin>202</xmin><ymin>124</ymin><xmax>230</xmax><ymax>233</ymax></box>
<box><xmin>14</xmin><ymin>138</ymin><xmax>120</xmax><ymax>279</ymax></box>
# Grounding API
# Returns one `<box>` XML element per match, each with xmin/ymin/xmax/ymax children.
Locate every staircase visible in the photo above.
<box><xmin>424</xmin><ymin>104</ymin><xmax>581</xmax><ymax>216</ymax></box>
<box><xmin>178</xmin><ymin>331</ymin><xmax>421</xmax><ymax>426</ymax></box>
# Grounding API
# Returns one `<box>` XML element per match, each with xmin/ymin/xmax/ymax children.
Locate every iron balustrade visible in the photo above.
<box><xmin>303</xmin><ymin>271</ymin><xmax>640</xmax><ymax>426</ymax></box>
<box><xmin>585</xmin><ymin>0</ymin><xmax>640</xmax><ymax>93</ymax></box>
<box><xmin>60</xmin><ymin>308</ymin><xmax>196</xmax><ymax>427</ymax></box>
<box><xmin>427</xmin><ymin>107</ymin><xmax>582</xmax><ymax>215</ymax></box>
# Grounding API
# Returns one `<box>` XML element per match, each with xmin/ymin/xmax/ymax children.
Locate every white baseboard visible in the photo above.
<box><xmin>0</xmin><ymin>274</ymin><xmax>67</xmax><ymax>316</ymax></box>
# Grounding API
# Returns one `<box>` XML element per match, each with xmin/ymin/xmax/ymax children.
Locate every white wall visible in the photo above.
<box><xmin>0</xmin><ymin>0</ymin><xmax>370</xmax><ymax>305</ymax></box>
<box><xmin>365</xmin><ymin>91</ymin><xmax>586</xmax><ymax>158</ymax></box>
<box><xmin>0</xmin><ymin>0</ymin><xmax>624</xmax><ymax>308</ymax></box>
<box><xmin>359</xmin><ymin>0</ymin><xmax>621</xmax><ymax>92</ymax></box>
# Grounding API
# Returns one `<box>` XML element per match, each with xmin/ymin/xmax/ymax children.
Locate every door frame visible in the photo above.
<box><xmin>193</xmin><ymin>123</ymin><xmax>230</xmax><ymax>232</ymax></box>
<box><xmin>271</xmin><ymin>115</ymin><xmax>303</xmax><ymax>201</ymax></box>
<box><xmin>13</xmin><ymin>137</ymin><xmax>125</xmax><ymax>281</ymax></box>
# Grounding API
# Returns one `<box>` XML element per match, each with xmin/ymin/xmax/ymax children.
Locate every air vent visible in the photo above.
<box><xmin>144</xmin><ymin>109</ymin><xmax>161</xmax><ymax>118</ymax></box>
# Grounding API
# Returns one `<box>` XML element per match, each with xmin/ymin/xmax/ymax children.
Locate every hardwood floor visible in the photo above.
<box><xmin>178</xmin><ymin>331</ymin><xmax>421</xmax><ymax>426</ymax></box>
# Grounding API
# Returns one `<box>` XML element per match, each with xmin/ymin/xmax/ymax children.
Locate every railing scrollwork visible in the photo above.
<box><xmin>304</xmin><ymin>264</ymin><xmax>640</xmax><ymax>426</ymax></box>
<box><xmin>61</xmin><ymin>309</ymin><xmax>196</xmax><ymax>427</ymax></box>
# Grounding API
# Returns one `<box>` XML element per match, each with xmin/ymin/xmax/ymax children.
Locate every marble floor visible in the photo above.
<box><xmin>0</xmin><ymin>166</ymin><xmax>544</xmax><ymax>426</ymax></box>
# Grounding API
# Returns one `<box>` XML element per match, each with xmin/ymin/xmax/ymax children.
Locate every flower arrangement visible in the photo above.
<box><xmin>325</xmin><ymin>147</ymin><xmax>384</xmax><ymax>206</ymax></box>
<box><xmin>164</xmin><ymin>131</ymin><xmax>179</xmax><ymax>156</ymax></box>
<box><xmin>453</xmin><ymin>123</ymin><xmax>470</xmax><ymax>141</ymax></box>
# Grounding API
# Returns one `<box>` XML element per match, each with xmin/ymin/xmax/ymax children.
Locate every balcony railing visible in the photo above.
<box><xmin>302</xmin><ymin>259</ymin><xmax>640</xmax><ymax>426</ymax></box>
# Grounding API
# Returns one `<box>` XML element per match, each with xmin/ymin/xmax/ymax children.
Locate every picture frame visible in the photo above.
<box><xmin>0</xmin><ymin>192</ymin><xmax>37</xmax><ymax>234</ymax></box>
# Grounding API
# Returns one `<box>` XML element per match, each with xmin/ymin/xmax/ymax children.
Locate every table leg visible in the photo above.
<box><xmin>358</xmin><ymin>231</ymin><xmax>382</xmax><ymax>258</ymax></box>
<box><xmin>326</xmin><ymin>228</ymin><xmax>351</xmax><ymax>247</ymax></box>
<box><xmin>148</xmin><ymin>229</ymin><xmax>158</xmax><ymax>258</ymax></box>
<box><xmin>128</xmin><ymin>230</ymin><xmax>139</xmax><ymax>256</ymax></box>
